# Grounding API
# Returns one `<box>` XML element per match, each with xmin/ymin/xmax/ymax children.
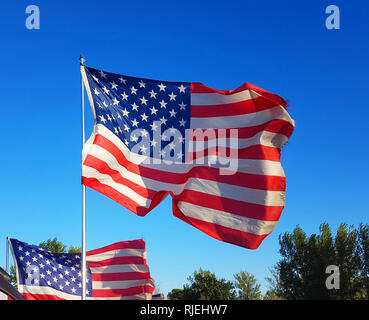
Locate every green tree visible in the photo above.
<box><xmin>167</xmin><ymin>288</ymin><xmax>185</xmax><ymax>300</ymax></box>
<box><xmin>181</xmin><ymin>269</ymin><xmax>236</xmax><ymax>300</ymax></box>
<box><xmin>358</xmin><ymin>223</ymin><xmax>369</xmax><ymax>299</ymax></box>
<box><xmin>275</xmin><ymin>223</ymin><xmax>363</xmax><ymax>300</ymax></box>
<box><xmin>233</xmin><ymin>270</ymin><xmax>262</xmax><ymax>300</ymax></box>
<box><xmin>264</xmin><ymin>266</ymin><xmax>284</xmax><ymax>300</ymax></box>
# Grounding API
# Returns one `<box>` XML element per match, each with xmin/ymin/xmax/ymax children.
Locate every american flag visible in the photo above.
<box><xmin>81</xmin><ymin>65</ymin><xmax>295</xmax><ymax>249</ymax></box>
<box><xmin>8</xmin><ymin>238</ymin><xmax>155</xmax><ymax>300</ymax></box>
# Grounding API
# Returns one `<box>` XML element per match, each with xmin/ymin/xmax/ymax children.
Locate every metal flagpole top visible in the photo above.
<box><xmin>79</xmin><ymin>55</ymin><xmax>86</xmax><ymax>65</ymax></box>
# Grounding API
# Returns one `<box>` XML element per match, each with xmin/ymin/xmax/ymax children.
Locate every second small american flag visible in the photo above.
<box><xmin>81</xmin><ymin>65</ymin><xmax>295</xmax><ymax>250</ymax></box>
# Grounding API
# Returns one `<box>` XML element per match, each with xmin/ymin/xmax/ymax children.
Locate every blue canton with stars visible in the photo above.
<box><xmin>84</xmin><ymin>66</ymin><xmax>191</xmax><ymax>162</ymax></box>
<box><xmin>9</xmin><ymin>238</ymin><xmax>92</xmax><ymax>297</ymax></box>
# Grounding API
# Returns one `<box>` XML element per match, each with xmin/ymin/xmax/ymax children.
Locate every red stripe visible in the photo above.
<box><xmin>191</xmin><ymin>96</ymin><xmax>280</xmax><ymax>118</ymax></box>
<box><xmin>91</xmin><ymin>272</ymin><xmax>151</xmax><ymax>281</ymax></box>
<box><xmin>189</xmin><ymin>120</ymin><xmax>294</xmax><ymax>140</ymax></box>
<box><xmin>172</xmin><ymin>204</ymin><xmax>268</xmax><ymax>250</ymax></box>
<box><xmin>83</xmin><ymin>154</ymin><xmax>157</xmax><ymax>199</ymax></box>
<box><xmin>87</xmin><ymin>134</ymin><xmax>285</xmax><ymax>191</ymax></box>
<box><xmin>188</xmin><ymin>145</ymin><xmax>281</xmax><ymax>162</ymax></box>
<box><xmin>191</xmin><ymin>82</ymin><xmax>288</xmax><ymax>109</ymax></box>
<box><xmin>176</xmin><ymin>190</ymin><xmax>284</xmax><ymax>221</ymax></box>
<box><xmin>86</xmin><ymin>240</ymin><xmax>145</xmax><ymax>256</ymax></box>
<box><xmin>88</xmin><ymin>256</ymin><xmax>146</xmax><ymax>268</ymax></box>
<box><xmin>82</xmin><ymin>177</ymin><xmax>150</xmax><ymax>216</ymax></box>
<box><xmin>92</xmin><ymin>285</ymin><xmax>154</xmax><ymax>298</ymax></box>
<box><xmin>21</xmin><ymin>293</ymin><xmax>65</xmax><ymax>300</ymax></box>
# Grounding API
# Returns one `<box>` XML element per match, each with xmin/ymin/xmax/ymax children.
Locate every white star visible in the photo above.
<box><xmin>179</xmin><ymin>118</ymin><xmax>186</xmax><ymax>127</ymax></box>
<box><xmin>178</xmin><ymin>136</ymin><xmax>185</xmax><ymax>144</ymax></box>
<box><xmin>141</xmin><ymin>129</ymin><xmax>149</xmax><ymax>137</ymax></box>
<box><xmin>114</xmin><ymin>127</ymin><xmax>119</xmax><ymax>134</ymax></box>
<box><xmin>131</xmin><ymin>134</ymin><xmax>138</xmax><ymax>142</ymax></box>
<box><xmin>92</xmin><ymin>74</ymin><xmax>99</xmax><ymax>82</ymax></box>
<box><xmin>99</xmin><ymin>115</ymin><xmax>106</xmax><ymax>123</ymax></box>
<box><xmin>169</xmin><ymin>109</ymin><xmax>177</xmax><ymax>117</ymax></box>
<box><xmin>124</xmin><ymin>139</ymin><xmax>129</xmax><ymax>145</ymax></box>
<box><xmin>179</xmin><ymin>101</ymin><xmax>187</xmax><ymax>110</ymax></box>
<box><xmin>138</xmin><ymin>80</ymin><xmax>146</xmax><ymax>88</ymax></box>
<box><xmin>121</xmin><ymin>91</ymin><xmax>129</xmax><ymax>100</ymax></box>
<box><xmin>124</xmin><ymin>124</ymin><xmax>130</xmax><ymax>132</ymax></box>
<box><xmin>93</xmin><ymin>88</ymin><xmax>100</xmax><ymax>96</ymax></box>
<box><xmin>159</xmin><ymin>100</ymin><xmax>167</xmax><ymax>108</ymax></box>
<box><xmin>177</xmin><ymin>151</ymin><xmax>183</xmax><ymax>159</ymax></box>
<box><xmin>122</xmin><ymin>108</ymin><xmax>130</xmax><ymax>117</ymax></box>
<box><xmin>178</xmin><ymin>84</ymin><xmax>186</xmax><ymax>93</ymax></box>
<box><xmin>160</xmin><ymin>116</ymin><xmax>167</xmax><ymax>125</ymax></box>
<box><xmin>71</xmin><ymin>288</ymin><xmax>77</xmax><ymax>293</ymax></box>
<box><xmin>158</xmin><ymin>83</ymin><xmax>166</xmax><ymax>91</ymax></box>
<box><xmin>99</xmin><ymin>70</ymin><xmax>107</xmax><ymax>78</ymax></box>
<box><xmin>141</xmin><ymin>113</ymin><xmax>148</xmax><ymax>121</ymax></box>
<box><xmin>149</xmin><ymin>90</ymin><xmax>157</xmax><ymax>98</ymax></box>
<box><xmin>107</xmin><ymin>114</ymin><xmax>112</xmax><ymax>122</ymax></box>
<box><xmin>140</xmin><ymin>145</ymin><xmax>147</xmax><ymax>154</ymax></box>
<box><xmin>130</xmin><ymin>86</ymin><xmax>138</xmax><ymax>94</ymax></box>
<box><xmin>150</xmin><ymin>122</ymin><xmax>158</xmax><ymax>131</ymax></box>
<box><xmin>111</xmin><ymin>82</ymin><xmax>118</xmax><ymax>90</ymax></box>
<box><xmin>140</xmin><ymin>96</ymin><xmax>148</xmax><ymax>105</ymax></box>
<box><xmin>103</xmin><ymin>100</ymin><xmax>108</xmax><ymax>107</ymax></box>
<box><xmin>168</xmin><ymin>142</ymin><xmax>175</xmax><ymax>150</ymax></box>
<box><xmin>113</xmin><ymin>97</ymin><xmax>120</xmax><ymax>105</ymax></box>
<box><xmin>151</xmin><ymin>139</ymin><xmax>157</xmax><ymax>147</ymax></box>
<box><xmin>131</xmin><ymin>118</ymin><xmax>139</xmax><ymax>127</ymax></box>
<box><xmin>150</xmin><ymin>106</ymin><xmax>158</xmax><ymax>115</ymax></box>
<box><xmin>102</xmin><ymin>86</ymin><xmax>110</xmax><ymax>94</ymax></box>
<box><xmin>118</xmin><ymin>77</ymin><xmax>126</xmax><ymax>84</ymax></box>
<box><xmin>97</xmin><ymin>102</ymin><xmax>103</xmax><ymax>109</ymax></box>
<box><xmin>131</xmin><ymin>102</ymin><xmax>139</xmax><ymax>111</ymax></box>
<box><xmin>168</xmin><ymin>92</ymin><xmax>177</xmax><ymax>101</ymax></box>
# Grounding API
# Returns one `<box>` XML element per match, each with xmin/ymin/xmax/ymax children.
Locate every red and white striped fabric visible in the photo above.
<box><xmin>81</xmin><ymin>66</ymin><xmax>295</xmax><ymax>250</ymax></box>
<box><xmin>86</xmin><ymin>239</ymin><xmax>155</xmax><ymax>300</ymax></box>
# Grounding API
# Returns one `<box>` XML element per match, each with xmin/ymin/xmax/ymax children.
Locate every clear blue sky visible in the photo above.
<box><xmin>1</xmin><ymin>1</ymin><xmax>368</xmax><ymax>296</ymax></box>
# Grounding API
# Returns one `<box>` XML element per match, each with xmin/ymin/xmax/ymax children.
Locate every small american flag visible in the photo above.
<box><xmin>81</xmin><ymin>65</ymin><xmax>295</xmax><ymax>249</ymax></box>
<box><xmin>9</xmin><ymin>238</ymin><xmax>155</xmax><ymax>300</ymax></box>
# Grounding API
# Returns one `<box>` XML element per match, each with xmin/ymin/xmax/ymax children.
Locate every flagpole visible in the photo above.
<box><xmin>6</xmin><ymin>237</ymin><xmax>9</xmax><ymax>274</ymax></box>
<box><xmin>79</xmin><ymin>55</ymin><xmax>87</xmax><ymax>300</ymax></box>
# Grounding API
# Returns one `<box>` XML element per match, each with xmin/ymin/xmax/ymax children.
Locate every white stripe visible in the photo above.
<box><xmin>92</xmin><ymin>279</ymin><xmax>153</xmax><ymax>290</ymax></box>
<box><xmin>178</xmin><ymin>202</ymin><xmax>277</xmax><ymax>235</ymax></box>
<box><xmin>191</xmin><ymin>105</ymin><xmax>295</xmax><ymax>129</ymax></box>
<box><xmin>190</xmin><ymin>89</ymin><xmax>260</xmax><ymax>106</ymax></box>
<box><xmin>89</xmin><ymin>264</ymin><xmax>149</xmax><ymax>274</ymax></box>
<box><xmin>185</xmin><ymin>178</ymin><xmax>285</xmax><ymax>206</ymax></box>
<box><xmin>90</xmin><ymin>293</ymin><xmax>153</xmax><ymax>300</ymax></box>
<box><xmin>189</xmin><ymin>131</ymin><xmax>289</xmax><ymax>152</ymax></box>
<box><xmin>82</xmin><ymin>166</ymin><xmax>152</xmax><ymax>207</ymax></box>
<box><xmin>18</xmin><ymin>284</ymin><xmax>84</xmax><ymax>300</ymax></box>
<box><xmin>87</xmin><ymin>248</ymin><xmax>146</xmax><ymax>262</ymax></box>
<box><xmin>18</xmin><ymin>285</ymin><xmax>153</xmax><ymax>300</ymax></box>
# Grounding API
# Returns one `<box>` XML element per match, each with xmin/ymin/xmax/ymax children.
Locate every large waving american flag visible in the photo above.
<box><xmin>81</xmin><ymin>65</ymin><xmax>295</xmax><ymax>249</ymax></box>
<box><xmin>9</xmin><ymin>238</ymin><xmax>155</xmax><ymax>300</ymax></box>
